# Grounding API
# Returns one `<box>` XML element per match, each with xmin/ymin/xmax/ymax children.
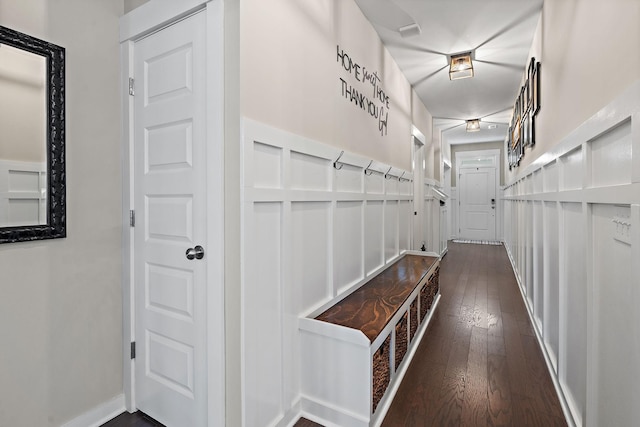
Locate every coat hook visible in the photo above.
<box><xmin>364</xmin><ymin>160</ymin><xmax>374</xmax><ymax>176</ymax></box>
<box><xmin>333</xmin><ymin>150</ymin><xmax>345</xmax><ymax>170</ymax></box>
<box><xmin>385</xmin><ymin>166</ymin><xmax>394</xmax><ymax>179</ymax></box>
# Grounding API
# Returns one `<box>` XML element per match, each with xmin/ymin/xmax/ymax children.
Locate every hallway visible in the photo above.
<box><xmin>382</xmin><ymin>242</ymin><xmax>567</xmax><ymax>426</ymax></box>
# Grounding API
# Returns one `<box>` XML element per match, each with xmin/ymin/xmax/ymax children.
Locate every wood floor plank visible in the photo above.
<box><xmin>487</xmin><ymin>354</ymin><xmax>512</xmax><ymax>426</ymax></box>
<box><xmin>383</xmin><ymin>242</ymin><xmax>567</xmax><ymax>427</ymax></box>
<box><xmin>461</xmin><ymin>326</ymin><xmax>488</xmax><ymax>427</ymax></box>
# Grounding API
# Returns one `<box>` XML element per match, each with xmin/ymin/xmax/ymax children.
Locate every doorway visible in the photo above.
<box><xmin>411</xmin><ymin>126</ymin><xmax>426</xmax><ymax>250</ymax></box>
<box><xmin>121</xmin><ymin>2</ymin><xmax>225</xmax><ymax>426</ymax></box>
<box><xmin>455</xmin><ymin>149</ymin><xmax>499</xmax><ymax>241</ymax></box>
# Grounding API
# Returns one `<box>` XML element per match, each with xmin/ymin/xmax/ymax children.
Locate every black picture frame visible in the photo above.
<box><xmin>532</xmin><ymin>61</ymin><xmax>541</xmax><ymax>115</ymax></box>
<box><xmin>522</xmin><ymin>109</ymin><xmax>530</xmax><ymax>147</ymax></box>
<box><xmin>527</xmin><ymin>57</ymin><xmax>535</xmax><ymax>110</ymax></box>
<box><xmin>507</xmin><ymin>127</ymin><xmax>513</xmax><ymax>169</ymax></box>
<box><xmin>530</xmin><ymin>109</ymin><xmax>536</xmax><ymax>146</ymax></box>
<box><xmin>0</xmin><ymin>26</ymin><xmax>66</xmax><ymax>244</ymax></box>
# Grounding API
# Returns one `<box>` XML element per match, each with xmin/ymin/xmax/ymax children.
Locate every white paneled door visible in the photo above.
<box><xmin>133</xmin><ymin>11</ymin><xmax>208</xmax><ymax>427</ymax></box>
<box><xmin>459</xmin><ymin>167</ymin><xmax>496</xmax><ymax>240</ymax></box>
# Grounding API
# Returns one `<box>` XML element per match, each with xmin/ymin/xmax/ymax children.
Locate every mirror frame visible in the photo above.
<box><xmin>0</xmin><ymin>26</ymin><xmax>65</xmax><ymax>244</ymax></box>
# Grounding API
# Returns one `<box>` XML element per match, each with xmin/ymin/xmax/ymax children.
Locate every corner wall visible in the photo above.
<box><xmin>0</xmin><ymin>1</ymin><xmax>124</xmax><ymax>426</ymax></box>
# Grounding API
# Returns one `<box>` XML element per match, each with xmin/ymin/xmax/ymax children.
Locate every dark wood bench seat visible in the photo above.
<box><xmin>315</xmin><ymin>254</ymin><xmax>438</xmax><ymax>341</ymax></box>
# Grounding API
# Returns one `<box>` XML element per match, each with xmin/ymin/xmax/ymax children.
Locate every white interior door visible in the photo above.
<box><xmin>133</xmin><ymin>11</ymin><xmax>208</xmax><ymax>427</ymax></box>
<box><xmin>459</xmin><ymin>167</ymin><xmax>496</xmax><ymax>240</ymax></box>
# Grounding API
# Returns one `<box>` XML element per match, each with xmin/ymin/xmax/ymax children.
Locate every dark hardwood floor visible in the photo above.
<box><xmin>101</xmin><ymin>411</ymin><xmax>164</xmax><ymax>427</ymax></box>
<box><xmin>381</xmin><ymin>241</ymin><xmax>567</xmax><ymax>426</ymax></box>
<box><xmin>103</xmin><ymin>242</ymin><xmax>565</xmax><ymax>427</ymax></box>
<box><xmin>100</xmin><ymin>412</ymin><xmax>320</xmax><ymax>427</ymax></box>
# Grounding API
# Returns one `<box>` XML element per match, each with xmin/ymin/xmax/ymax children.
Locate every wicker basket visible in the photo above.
<box><xmin>372</xmin><ymin>334</ymin><xmax>391</xmax><ymax>413</ymax></box>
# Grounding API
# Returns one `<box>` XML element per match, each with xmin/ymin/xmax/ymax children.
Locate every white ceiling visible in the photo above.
<box><xmin>353</xmin><ymin>0</ymin><xmax>543</xmax><ymax>144</ymax></box>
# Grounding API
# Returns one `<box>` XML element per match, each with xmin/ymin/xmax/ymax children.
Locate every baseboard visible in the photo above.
<box><xmin>60</xmin><ymin>394</ymin><xmax>126</xmax><ymax>427</ymax></box>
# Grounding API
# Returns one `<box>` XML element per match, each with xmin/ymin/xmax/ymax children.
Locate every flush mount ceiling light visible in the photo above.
<box><xmin>466</xmin><ymin>119</ymin><xmax>481</xmax><ymax>132</ymax></box>
<box><xmin>449</xmin><ymin>51</ymin><xmax>474</xmax><ymax>80</ymax></box>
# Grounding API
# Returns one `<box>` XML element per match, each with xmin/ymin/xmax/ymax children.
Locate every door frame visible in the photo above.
<box><xmin>455</xmin><ymin>149</ymin><xmax>500</xmax><ymax>240</ymax></box>
<box><xmin>120</xmin><ymin>1</ymin><xmax>225</xmax><ymax>425</ymax></box>
<box><xmin>411</xmin><ymin>125</ymin><xmax>426</xmax><ymax>250</ymax></box>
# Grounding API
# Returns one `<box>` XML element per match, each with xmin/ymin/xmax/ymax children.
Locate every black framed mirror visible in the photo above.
<box><xmin>0</xmin><ymin>26</ymin><xmax>65</xmax><ymax>244</ymax></box>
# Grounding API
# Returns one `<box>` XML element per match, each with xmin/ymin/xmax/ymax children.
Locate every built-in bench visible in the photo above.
<box><xmin>299</xmin><ymin>252</ymin><xmax>440</xmax><ymax>427</ymax></box>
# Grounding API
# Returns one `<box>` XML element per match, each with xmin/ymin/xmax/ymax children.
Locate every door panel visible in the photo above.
<box><xmin>459</xmin><ymin>167</ymin><xmax>496</xmax><ymax>240</ymax></box>
<box><xmin>133</xmin><ymin>11</ymin><xmax>207</xmax><ymax>427</ymax></box>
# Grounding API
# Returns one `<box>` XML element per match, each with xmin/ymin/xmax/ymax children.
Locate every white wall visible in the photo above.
<box><xmin>0</xmin><ymin>1</ymin><xmax>124</xmax><ymax>426</ymax></box>
<box><xmin>240</xmin><ymin>0</ymin><xmax>433</xmax><ymax>172</ymax></box>
<box><xmin>507</xmin><ymin>0</ymin><xmax>640</xmax><ymax>179</ymax></box>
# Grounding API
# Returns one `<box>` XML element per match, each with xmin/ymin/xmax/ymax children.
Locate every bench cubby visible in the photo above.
<box><xmin>300</xmin><ymin>252</ymin><xmax>441</xmax><ymax>427</ymax></box>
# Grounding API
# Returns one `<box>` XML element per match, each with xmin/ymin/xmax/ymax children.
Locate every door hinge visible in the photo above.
<box><xmin>129</xmin><ymin>210</ymin><xmax>135</xmax><ymax>227</ymax></box>
<box><xmin>130</xmin><ymin>342</ymin><xmax>136</xmax><ymax>359</ymax></box>
<box><xmin>128</xmin><ymin>77</ymin><xmax>135</xmax><ymax>96</ymax></box>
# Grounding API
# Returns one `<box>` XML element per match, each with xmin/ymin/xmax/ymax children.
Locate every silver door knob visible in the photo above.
<box><xmin>186</xmin><ymin>245</ymin><xmax>205</xmax><ymax>260</ymax></box>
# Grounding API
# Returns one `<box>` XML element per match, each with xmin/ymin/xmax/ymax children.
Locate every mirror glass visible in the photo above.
<box><xmin>0</xmin><ymin>44</ymin><xmax>48</xmax><ymax>227</ymax></box>
<box><xmin>0</xmin><ymin>25</ymin><xmax>66</xmax><ymax>244</ymax></box>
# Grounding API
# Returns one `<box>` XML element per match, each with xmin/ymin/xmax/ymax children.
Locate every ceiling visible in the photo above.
<box><xmin>353</xmin><ymin>0</ymin><xmax>543</xmax><ymax>145</ymax></box>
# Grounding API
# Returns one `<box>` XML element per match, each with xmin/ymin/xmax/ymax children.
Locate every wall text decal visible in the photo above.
<box><xmin>337</xmin><ymin>45</ymin><xmax>390</xmax><ymax>136</ymax></box>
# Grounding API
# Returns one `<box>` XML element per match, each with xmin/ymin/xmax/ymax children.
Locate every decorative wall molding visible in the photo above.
<box><xmin>241</xmin><ymin>119</ymin><xmax>416</xmax><ymax>426</ymax></box>
<box><xmin>503</xmin><ymin>81</ymin><xmax>640</xmax><ymax>427</ymax></box>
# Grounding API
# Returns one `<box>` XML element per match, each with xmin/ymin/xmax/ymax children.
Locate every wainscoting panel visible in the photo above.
<box><xmin>532</xmin><ymin>201</ymin><xmax>544</xmax><ymax>330</ymax></box>
<box><xmin>591</xmin><ymin>204</ymin><xmax>639</xmax><ymax>426</ymax></box>
<box><xmin>560</xmin><ymin>202</ymin><xmax>587</xmax><ymax>426</ymax></box>
<box><xmin>503</xmin><ymin>81</ymin><xmax>640</xmax><ymax>427</ymax></box>
<box><xmin>242</xmin><ymin>119</ymin><xmax>415</xmax><ymax>427</ymax></box>
<box><xmin>542</xmin><ymin>200</ymin><xmax>560</xmax><ymax>371</ymax></box>
<box><xmin>335</xmin><ymin>201</ymin><xmax>364</xmax><ymax>294</ymax></box>
<box><xmin>244</xmin><ymin>201</ymin><xmax>284</xmax><ymax>427</ymax></box>
<box><xmin>365</xmin><ymin>201</ymin><xmax>385</xmax><ymax>275</ymax></box>
<box><xmin>384</xmin><ymin>201</ymin><xmax>399</xmax><ymax>262</ymax></box>
<box><xmin>589</xmin><ymin>119</ymin><xmax>632</xmax><ymax>188</ymax></box>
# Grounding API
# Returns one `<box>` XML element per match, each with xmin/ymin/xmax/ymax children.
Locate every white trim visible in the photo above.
<box><xmin>120</xmin><ymin>37</ymin><xmax>136</xmax><ymax>413</ymax></box>
<box><xmin>120</xmin><ymin>0</ymin><xmax>209</xmax><ymax>42</ymax></box>
<box><xmin>205</xmin><ymin>2</ymin><xmax>226</xmax><ymax>425</ymax></box>
<box><xmin>60</xmin><ymin>395</ymin><xmax>126</xmax><ymax>427</ymax></box>
<box><xmin>119</xmin><ymin>1</ymin><xmax>225</xmax><ymax>426</ymax></box>
<box><xmin>455</xmin><ymin>148</ymin><xmax>500</xmax><ymax>169</ymax></box>
<box><xmin>411</xmin><ymin>124</ymin><xmax>426</xmax><ymax>146</ymax></box>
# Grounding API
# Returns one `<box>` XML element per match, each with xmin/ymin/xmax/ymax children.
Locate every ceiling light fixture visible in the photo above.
<box><xmin>466</xmin><ymin>119</ymin><xmax>481</xmax><ymax>132</ymax></box>
<box><xmin>449</xmin><ymin>51</ymin><xmax>474</xmax><ymax>80</ymax></box>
